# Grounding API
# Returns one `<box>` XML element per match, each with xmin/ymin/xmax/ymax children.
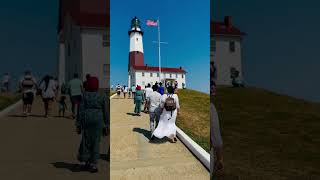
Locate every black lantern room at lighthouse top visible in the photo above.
<box><xmin>128</xmin><ymin>16</ymin><xmax>144</xmax><ymax>36</ymax></box>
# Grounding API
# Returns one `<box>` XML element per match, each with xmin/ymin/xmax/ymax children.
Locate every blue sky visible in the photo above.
<box><xmin>111</xmin><ymin>0</ymin><xmax>210</xmax><ymax>93</ymax></box>
<box><xmin>0</xmin><ymin>0</ymin><xmax>58</xmax><ymax>86</ymax></box>
<box><xmin>213</xmin><ymin>0</ymin><xmax>320</xmax><ymax>102</ymax></box>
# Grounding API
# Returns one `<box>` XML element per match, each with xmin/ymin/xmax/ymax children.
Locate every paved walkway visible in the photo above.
<box><xmin>110</xmin><ymin>96</ymin><xmax>209</xmax><ymax>180</ymax></box>
<box><xmin>0</xmin><ymin>97</ymin><xmax>109</xmax><ymax>180</ymax></box>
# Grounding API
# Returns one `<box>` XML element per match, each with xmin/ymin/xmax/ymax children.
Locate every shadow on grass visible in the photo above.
<box><xmin>51</xmin><ymin>162</ymin><xmax>84</xmax><ymax>172</ymax></box>
<box><xmin>133</xmin><ymin>127</ymin><xmax>167</xmax><ymax>144</ymax></box>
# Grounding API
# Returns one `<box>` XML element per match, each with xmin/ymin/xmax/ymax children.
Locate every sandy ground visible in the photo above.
<box><xmin>110</xmin><ymin>96</ymin><xmax>209</xmax><ymax>180</ymax></box>
<box><xmin>0</xmin><ymin>97</ymin><xmax>109</xmax><ymax>180</ymax></box>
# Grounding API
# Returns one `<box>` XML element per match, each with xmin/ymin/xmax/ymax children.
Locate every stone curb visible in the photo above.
<box><xmin>176</xmin><ymin>127</ymin><xmax>210</xmax><ymax>171</ymax></box>
<box><xmin>0</xmin><ymin>99</ymin><xmax>22</xmax><ymax>118</ymax></box>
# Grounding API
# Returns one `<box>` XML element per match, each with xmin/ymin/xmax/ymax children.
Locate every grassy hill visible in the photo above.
<box><xmin>0</xmin><ymin>93</ymin><xmax>21</xmax><ymax>111</ymax></box>
<box><xmin>214</xmin><ymin>86</ymin><xmax>320</xmax><ymax>179</ymax></box>
<box><xmin>176</xmin><ymin>89</ymin><xmax>210</xmax><ymax>152</ymax></box>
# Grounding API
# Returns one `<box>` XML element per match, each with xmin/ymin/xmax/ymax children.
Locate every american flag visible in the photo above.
<box><xmin>146</xmin><ymin>19</ymin><xmax>158</xmax><ymax>26</ymax></box>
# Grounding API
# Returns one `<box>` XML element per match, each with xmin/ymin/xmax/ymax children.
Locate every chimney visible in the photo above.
<box><xmin>224</xmin><ymin>16</ymin><xmax>232</xmax><ymax>29</ymax></box>
<box><xmin>179</xmin><ymin>66</ymin><xmax>182</xmax><ymax>70</ymax></box>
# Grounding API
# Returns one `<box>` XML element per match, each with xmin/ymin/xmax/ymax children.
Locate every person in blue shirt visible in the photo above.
<box><xmin>157</xmin><ymin>82</ymin><xmax>165</xmax><ymax>95</ymax></box>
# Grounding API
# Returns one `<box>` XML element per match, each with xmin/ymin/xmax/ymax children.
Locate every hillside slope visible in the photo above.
<box><xmin>176</xmin><ymin>89</ymin><xmax>210</xmax><ymax>152</ymax></box>
<box><xmin>214</xmin><ymin>86</ymin><xmax>320</xmax><ymax>179</ymax></box>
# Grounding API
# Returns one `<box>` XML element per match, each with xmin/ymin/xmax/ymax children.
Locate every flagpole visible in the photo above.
<box><xmin>157</xmin><ymin>18</ymin><xmax>161</xmax><ymax>83</ymax></box>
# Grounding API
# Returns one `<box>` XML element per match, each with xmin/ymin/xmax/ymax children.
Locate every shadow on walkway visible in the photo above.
<box><xmin>51</xmin><ymin>162</ymin><xmax>83</xmax><ymax>172</ymax></box>
<box><xmin>126</xmin><ymin>112</ymin><xmax>137</xmax><ymax>116</ymax></box>
<box><xmin>132</xmin><ymin>127</ymin><xmax>167</xmax><ymax>144</ymax></box>
<box><xmin>100</xmin><ymin>153</ymin><xmax>110</xmax><ymax>161</ymax></box>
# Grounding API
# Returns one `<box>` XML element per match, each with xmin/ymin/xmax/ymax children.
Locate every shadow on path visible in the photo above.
<box><xmin>126</xmin><ymin>112</ymin><xmax>137</xmax><ymax>116</ymax></box>
<box><xmin>100</xmin><ymin>153</ymin><xmax>110</xmax><ymax>161</ymax></box>
<box><xmin>132</xmin><ymin>127</ymin><xmax>167</xmax><ymax>144</ymax></box>
<box><xmin>51</xmin><ymin>162</ymin><xmax>84</xmax><ymax>172</ymax></box>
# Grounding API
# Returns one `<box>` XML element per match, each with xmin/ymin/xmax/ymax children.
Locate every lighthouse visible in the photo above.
<box><xmin>128</xmin><ymin>17</ymin><xmax>144</xmax><ymax>87</ymax></box>
<box><xmin>128</xmin><ymin>17</ymin><xmax>144</xmax><ymax>69</ymax></box>
<box><xmin>128</xmin><ymin>16</ymin><xmax>187</xmax><ymax>89</ymax></box>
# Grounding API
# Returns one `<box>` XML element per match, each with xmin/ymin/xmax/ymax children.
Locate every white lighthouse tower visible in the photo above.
<box><xmin>128</xmin><ymin>17</ymin><xmax>145</xmax><ymax>87</ymax></box>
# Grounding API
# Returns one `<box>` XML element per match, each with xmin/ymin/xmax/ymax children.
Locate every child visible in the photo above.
<box><xmin>58</xmin><ymin>96</ymin><xmax>67</xmax><ymax>117</ymax></box>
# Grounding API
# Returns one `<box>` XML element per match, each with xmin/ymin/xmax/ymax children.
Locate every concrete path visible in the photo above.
<box><xmin>110</xmin><ymin>97</ymin><xmax>209</xmax><ymax>180</ymax></box>
<box><xmin>0</xmin><ymin>97</ymin><xmax>109</xmax><ymax>180</ymax></box>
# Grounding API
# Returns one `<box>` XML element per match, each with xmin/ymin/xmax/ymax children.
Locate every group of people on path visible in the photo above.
<box><xmin>18</xmin><ymin>71</ymin><xmax>108</xmax><ymax>173</ymax></box>
<box><xmin>131</xmin><ymin>82</ymin><xmax>180</xmax><ymax>143</ymax></box>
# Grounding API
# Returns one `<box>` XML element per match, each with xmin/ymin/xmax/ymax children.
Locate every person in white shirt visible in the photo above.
<box><xmin>147</xmin><ymin>85</ymin><xmax>161</xmax><ymax>138</ymax></box>
<box><xmin>152</xmin><ymin>86</ymin><xmax>180</xmax><ymax>143</ymax></box>
<box><xmin>39</xmin><ymin>75</ymin><xmax>57</xmax><ymax>117</ymax></box>
<box><xmin>2</xmin><ymin>73</ymin><xmax>10</xmax><ymax>92</ymax></box>
<box><xmin>116</xmin><ymin>84</ymin><xmax>121</xmax><ymax>98</ymax></box>
<box><xmin>123</xmin><ymin>85</ymin><xmax>128</xmax><ymax>99</ymax></box>
<box><xmin>143</xmin><ymin>83</ymin><xmax>153</xmax><ymax>113</ymax></box>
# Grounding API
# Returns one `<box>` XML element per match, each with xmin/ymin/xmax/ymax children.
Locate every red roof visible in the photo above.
<box><xmin>58</xmin><ymin>0</ymin><xmax>109</xmax><ymax>33</ymax></box>
<box><xmin>133</xmin><ymin>66</ymin><xmax>186</xmax><ymax>73</ymax></box>
<box><xmin>211</xmin><ymin>16</ymin><xmax>245</xmax><ymax>36</ymax></box>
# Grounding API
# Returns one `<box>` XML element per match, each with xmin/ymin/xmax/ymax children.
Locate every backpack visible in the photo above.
<box><xmin>164</xmin><ymin>94</ymin><xmax>176</xmax><ymax>112</ymax></box>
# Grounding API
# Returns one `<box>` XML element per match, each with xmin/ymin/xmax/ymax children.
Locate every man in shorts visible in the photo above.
<box><xmin>20</xmin><ymin>71</ymin><xmax>37</xmax><ymax>116</ymax></box>
<box><xmin>67</xmin><ymin>73</ymin><xmax>83</xmax><ymax>119</ymax></box>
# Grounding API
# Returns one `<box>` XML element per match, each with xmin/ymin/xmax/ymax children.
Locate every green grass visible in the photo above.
<box><xmin>0</xmin><ymin>93</ymin><xmax>21</xmax><ymax>111</ymax></box>
<box><xmin>214</xmin><ymin>86</ymin><xmax>320</xmax><ymax>179</ymax></box>
<box><xmin>176</xmin><ymin>89</ymin><xmax>210</xmax><ymax>152</ymax></box>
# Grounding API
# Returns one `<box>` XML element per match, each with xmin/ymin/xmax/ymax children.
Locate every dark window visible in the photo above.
<box><xmin>150</xmin><ymin>73</ymin><xmax>153</xmax><ymax>77</ymax></box>
<box><xmin>176</xmin><ymin>74</ymin><xmax>178</xmax><ymax>78</ymax></box>
<box><xmin>157</xmin><ymin>73</ymin><xmax>160</xmax><ymax>77</ymax></box>
<box><xmin>182</xmin><ymin>74</ymin><xmax>184</xmax><ymax>78</ymax></box>
<box><xmin>229</xmin><ymin>41</ymin><xmax>235</xmax><ymax>52</ymax></box>
<box><xmin>103</xmin><ymin>64</ymin><xmax>108</xmax><ymax>76</ymax></box>
<box><xmin>170</xmin><ymin>74</ymin><xmax>172</xmax><ymax>78</ymax></box>
<box><xmin>142</xmin><ymin>72</ymin><xmax>145</xmax><ymax>76</ymax></box>
<box><xmin>68</xmin><ymin>43</ymin><xmax>71</xmax><ymax>56</ymax></box>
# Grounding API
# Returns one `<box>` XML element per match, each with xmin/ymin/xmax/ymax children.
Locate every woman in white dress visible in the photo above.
<box><xmin>152</xmin><ymin>86</ymin><xmax>180</xmax><ymax>143</ymax></box>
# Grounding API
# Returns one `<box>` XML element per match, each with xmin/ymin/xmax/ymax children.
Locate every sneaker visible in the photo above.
<box><xmin>89</xmin><ymin>164</ymin><xmax>98</xmax><ymax>173</ymax></box>
<box><xmin>79</xmin><ymin>162</ymin><xmax>90</xmax><ymax>171</ymax></box>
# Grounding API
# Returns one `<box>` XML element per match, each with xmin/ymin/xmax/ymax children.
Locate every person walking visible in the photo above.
<box><xmin>67</xmin><ymin>73</ymin><xmax>84</xmax><ymax>119</ymax></box>
<box><xmin>116</xmin><ymin>84</ymin><xmax>121</xmax><ymax>98</ymax></box>
<box><xmin>2</xmin><ymin>73</ymin><xmax>10</xmax><ymax>92</ymax></box>
<box><xmin>76</xmin><ymin>76</ymin><xmax>107</xmax><ymax>173</ymax></box>
<box><xmin>210</xmin><ymin>61</ymin><xmax>224</xmax><ymax>175</ymax></box>
<box><xmin>83</xmin><ymin>74</ymin><xmax>91</xmax><ymax>91</ymax></box>
<box><xmin>19</xmin><ymin>71</ymin><xmax>37</xmax><ymax>116</ymax></box>
<box><xmin>147</xmin><ymin>85</ymin><xmax>161</xmax><ymax>139</ymax></box>
<box><xmin>39</xmin><ymin>75</ymin><xmax>57</xmax><ymax>117</ymax></box>
<box><xmin>143</xmin><ymin>83</ymin><xmax>153</xmax><ymax>113</ymax></box>
<box><xmin>123</xmin><ymin>85</ymin><xmax>128</xmax><ymax>99</ymax></box>
<box><xmin>152</xmin><ymin>86</ymin><xmax>180</xmax><ymax>143</ymax></box>
<box><xmin>128</xmin><ymin>86</ymin><xmax>132</xmax><ymax>98</ymax></box>
<box><xmin>131</xmin><ymin>84</ymin><xmax>136</xmax><ymax>99</ymax></box>
<box><xmin>158</xmin><ymin>82</ymin><xmax>165</xmax><ymax>95</ymax></box>
<box><xmin>134</xmin><ymin>85</ymin><xmax>144</xmax><ymax>116</ymax></box>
